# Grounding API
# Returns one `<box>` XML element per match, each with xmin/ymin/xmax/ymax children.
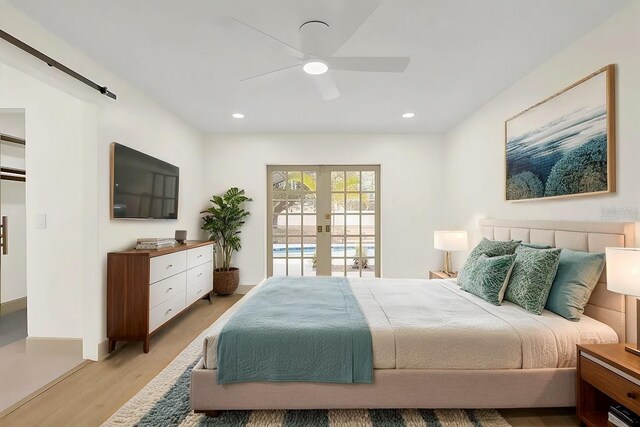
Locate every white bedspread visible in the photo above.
<box><xmin>202</xmin><ymin>277</ymin><xmax>618</xmax><ymax>370</ymax></box>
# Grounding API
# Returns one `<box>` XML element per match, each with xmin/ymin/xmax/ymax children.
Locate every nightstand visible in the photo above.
<box><xmin>429</xmin><ymin>270</ymin><xmax>457</xmax><ymax>280</ymax></box>
<box><xmin>577</xmin><ymin>343</ymin><xmax>640</xmax><ymax>426</ymax></box>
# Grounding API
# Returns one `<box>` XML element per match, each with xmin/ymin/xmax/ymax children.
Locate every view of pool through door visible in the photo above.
<box><xmin>267</xmin><ymin>165</ymin><xmax>380</xmax><ymax>278</ymax></box>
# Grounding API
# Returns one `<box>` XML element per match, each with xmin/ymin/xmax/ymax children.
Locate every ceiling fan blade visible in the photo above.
<box><xmin>312</xmin><ymin>73</ymin><xmax>340</xmax><ymax>101</ymax></box>
<box><xmin>328</xmin><ymin>57</ymin><xmax>410</xmax><ymax>73</ymax></box>
<box><xmin>319</xmin><ymin>0</ymin><xmax>382</xmax><ymax>58</ymax></box>
<box><xmin>240</xmin><ymin>64</ymin><xmax>301</xmax><ymax>82</ymax></box>
<box><xmin>228</xmin><ymin>16</ymin><xmax>304</xmax><ymax>57</ymax></box>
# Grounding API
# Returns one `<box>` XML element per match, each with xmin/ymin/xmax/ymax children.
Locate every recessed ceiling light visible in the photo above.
<box><xmin>232</xmin><ymin>113</ymin><xmax>245</xmax><ymax>119</ymax></box>
<box><xmin>402</xmin><ymin>112</ymin><xmax>415</xmax><ymax>118</ymax></box>
<box><xmin>303</xmin><ymin>59</ymin><xmax>329</xmax><ymax>75</ymax></box>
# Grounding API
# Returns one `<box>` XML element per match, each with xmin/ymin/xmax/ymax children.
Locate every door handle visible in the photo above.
<box><xmin>325</xmin><ymin>225</ymin><xmax>330</xmax><ymax>233</ymax></box>
<box><xmin>317</xmin><ymin>226</ymin><xmax>322</xmax><ymax>233</ymax></box>
<box><xmin>0</xmin><ymin>216</ymin><xmax>7</xmax><ymax>255</ymax></box>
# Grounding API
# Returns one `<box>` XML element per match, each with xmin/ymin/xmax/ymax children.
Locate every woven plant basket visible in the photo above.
<box><xmin>213</xmin><ymin>268</ymin><xmax>239</xmax><ymax>295</ymax></box>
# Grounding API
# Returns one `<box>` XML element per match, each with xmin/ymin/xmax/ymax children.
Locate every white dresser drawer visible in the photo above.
<box><xmin>187</xmin><ymin>261</ymin><xmax>212</xmax><ymax>288</ymax></box>
<box><xmin>187</xmin><ymin>245</ymin><xmax>213</xmax><ymax>269</ymax></box>
<box><xmin>149</xmin><ymin>292</ymin><xmax>186</xmax><ymax>333</ymax></box>
<box><xmin>186</xmin><ymin>282</ymin><xmax>212</xmax><ymax>306</ymax></box>
<box><xmin>149</xmin><ymin>272</ymin><xmax>186</xmax><ymax>309</ymax></box>
<box><xmin>150</xmin><ymin>251</ymin><xmax>187</xmax><ymax>284</ymax></box>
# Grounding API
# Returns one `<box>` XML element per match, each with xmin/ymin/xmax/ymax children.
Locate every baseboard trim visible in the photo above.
<box><xmin>235</xmin><ymin>285</ymin><xmax>254</xmax><ymax>294</ymax></box>
<box><xmin>0</xmin><ymin>297</ymin><xmax>27</xmax><ymax>315</ymax></box>
<box><xmin>97</xmin><ymin>339</ymin><xmax>110</xmax><ymax>361</ymax></box>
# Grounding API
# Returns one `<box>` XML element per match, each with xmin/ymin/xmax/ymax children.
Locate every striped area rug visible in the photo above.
<box><xmin>103</xmin><ymin>319</ymin><xmax>511</xmax><ymax>427</ymax></box>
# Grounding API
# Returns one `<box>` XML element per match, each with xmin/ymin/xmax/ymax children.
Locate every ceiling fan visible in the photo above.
<box><xmin>231</xmin><ymin>16</ymin><xmax>410</xmax><ymax>101</ymax></box>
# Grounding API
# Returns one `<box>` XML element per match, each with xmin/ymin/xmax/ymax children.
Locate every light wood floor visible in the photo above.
<box><xmin>0</xmin><ymin>294</ymin><xmax>577</xmax><ymax>427</ymax></box>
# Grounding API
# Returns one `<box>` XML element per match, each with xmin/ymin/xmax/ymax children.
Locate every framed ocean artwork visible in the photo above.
<box><xmin>505</xmin><ymin>65</ymin><xmax>616</xmax><ymax>201</ymax></box>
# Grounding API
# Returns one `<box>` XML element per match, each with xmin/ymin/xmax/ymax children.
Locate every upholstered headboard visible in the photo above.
<box><xmin>479</xmin><ymin>219</ymin><xmax>636</xmax><ymax>343</ymax></box>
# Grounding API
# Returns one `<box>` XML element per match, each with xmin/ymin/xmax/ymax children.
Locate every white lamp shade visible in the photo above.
<box><xmin>434</xmin><ymin>230</ymin><xmax>468</xmax><ymax>251</ymax></box>
<box><xmin>606</xmin><ymin>247</ymin><xmax>640</xmax><ymax>296</ymax></box>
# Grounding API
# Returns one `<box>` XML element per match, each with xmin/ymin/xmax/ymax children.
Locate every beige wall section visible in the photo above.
<box><xmin>204</xmin><ymin>134</ymin><xmax>446</xmax><ymax>285</ymax></box>
<box><xmin>0</xmin><ymin>0</ymin><xmax>207</xmax><ymax>360</ymax></box>
<box><xmin>444</xmin><ymin>0</ymin><xmax>640</xmax><ymax>258</ymax></box>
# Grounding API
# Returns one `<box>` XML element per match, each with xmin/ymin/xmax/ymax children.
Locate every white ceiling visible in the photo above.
<box><xmin>8</xmin><ymin>0</ymin><xmax>629</xmax><ymax>133</ymax></box>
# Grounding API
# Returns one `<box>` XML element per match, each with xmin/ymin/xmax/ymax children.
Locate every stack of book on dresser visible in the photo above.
<box><xmin>610</xmin><ymin>404</ymin><xmax>640</xmax><ymax>427</ymax></box>
<box><xmin>136</xmin><ymin>238</ymin><xmax>177</xmax><ymax>250</ymax></box>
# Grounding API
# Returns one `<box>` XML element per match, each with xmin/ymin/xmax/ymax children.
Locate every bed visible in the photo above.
<box><xmin>190</xmin><ymin>219</ymin><xmax>636</xmax><ymax>413</ymax></box>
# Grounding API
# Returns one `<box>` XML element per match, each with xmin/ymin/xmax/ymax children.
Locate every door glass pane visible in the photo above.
<box><xmin>331</xmin><ymin>214</ymin><xmax>345</xmax><ymax>235</ymax></box>
<box><xmin>346</xmin><ymin>171</ymin><xmax>360</xmax><ymax>191</ymax></box>
<box><xmin>331</xmin><ymin>171</ymin><xmax>344</xmax><ymax>191</ymax></box>
<box><xmin>346</xmin><ymin>214</ymin><xmax>360</xmax><ymax>235</ymax></box>
<box><xmin>303</xmin><ymin>193</ymin><xmax>316</xmax><ymax>213</ymax></box>
<box><xmin>287</xmin><ymin>171</ymin><xmax>302</xmax><ymax>190</ymax></box>
<box><xmin>287</xmin><ymin>195</ymin><xmax>302</xmax><ymax>214</ymax></box>
<box><xmin>302</xmin><ymin>258</ymin><xmax>316</xmax><ymax>276</ymax></box>
<box><xmin>302</xmin><ymin>237</ymin><xmax>316</xmax><ymax>257</ymax></box>
<box><xmin>273</xmin><ymin>259</ymin><xmax>286</xmax><ymax>276</ymax></box>
<box><xmin>346</xmin><ymin>193</ymin><xmax>360</xmax><ymax>212</ymax></box>
<box><xmin>302</xmin><ymin>215</ymin><xmax>316</xmax><ymax>235</ymax></box>
<box><xmin>361</xmin><ymin>171</ymin><xmax>375</xmax><ymax>191</ymax></box>
<box><xmin>273</xmin><ymin>239</ymin><xmax>286</xmax><ymax>257</ymax></box>
<box><xmin>361</xmin><ymin>215</ymin><xmax>375</xmax><ymax>235</ymax></box>
<box><xmin>272</xmin><ymin>170</ymin><xmax>287</xmax><ymax>188</ymax></box>
<box><xmin>288</xmin><ymin>258</ymin><xmax>302</xmax><ymax>277</ymax></box>
<box><xmin>331</xmin><ymin>193</ymin><xmax>345</xmax><ymax>213</ymax></box>
<box><xmin>272</xmin><ymin>215</ymin><xmax>286</xmax><ymax>236</ymax></box>
<box><xmin>287</xmin><ymin>236</ymin><xmax>302</xmax><ymax>256</ymax></box>
<box><xmin>361</xmin><ymin>193</ymin><xmax>375</xmax><ymax>213</ymax></box>
<box><xmin>303</xmin><ymin>171</ymin><xmax>317</xmax><ymax>190</ymax></box>
<box><xmin>331</xmin><ymin>258</ymin><xmax>346</xmax><ymax>277</ymax></box>
<box><xmin>361</xmin><ymin>258</ymin><xmax>376</xmax><ymax>277</ymax></box>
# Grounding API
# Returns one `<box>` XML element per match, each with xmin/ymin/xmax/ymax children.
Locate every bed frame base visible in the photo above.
<box><xmin>190</xmin><ymin>359</ymin><xmax>576</xmax><ymax>412</ymax></box>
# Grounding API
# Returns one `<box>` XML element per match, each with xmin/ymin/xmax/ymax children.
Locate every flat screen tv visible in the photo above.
<box><xmin>111</xmin><ymin>143</ymin><xmax>179</xmax><ymax>219</ymax></box>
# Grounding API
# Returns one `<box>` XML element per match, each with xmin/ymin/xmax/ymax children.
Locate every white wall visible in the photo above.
<box><xmin>444</xmin><ymin>0</ymin><xmax>640</xmax><ymax>262</ymax></box>
<box><xmin>0</xmin><ymin>1</ymin><xmax>207</xmax><ymax>360</ymax></box>
<box><xmin>204</xmin><ymin>134</ymin><xmax>446</xmax><ymax>285</ymax></box>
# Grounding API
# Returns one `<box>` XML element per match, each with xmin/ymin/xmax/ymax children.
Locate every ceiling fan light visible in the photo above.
<box><xmin>402</xmin><ymin>112</ymin><xmax>415</xmax><ymax>118</ymax></box>
<box><xmin>303</xmin><ymin>60</ymin><xmax>329</xmax><ymax>75</ymax></box>
<box><xmin>232</xmin><ymin>113</ymin><xmax>245</xmax><ymax>119</ymax></box>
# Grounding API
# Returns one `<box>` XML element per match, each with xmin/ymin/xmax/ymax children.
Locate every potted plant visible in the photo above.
<box><xmin>201</xmin><ymin>187</ymin><xmax>252</xmax><ymax>295</ymax></box>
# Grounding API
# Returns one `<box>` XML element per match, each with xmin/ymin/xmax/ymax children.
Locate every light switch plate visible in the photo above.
<box><xmin>35</xmin><ymin>214</ymin><xmax>46</xmax><ymax>229</ymax></box>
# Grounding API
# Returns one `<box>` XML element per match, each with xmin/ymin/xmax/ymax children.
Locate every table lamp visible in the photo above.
<box><xmin>606</xmin><ymin>247</ymin><xmax>640</xmax><ymax>355</ymax></box>
<box><xmin>434</xmin><ymin>230</ymin><xmax>468</xmax><ymax>276</ymax></box>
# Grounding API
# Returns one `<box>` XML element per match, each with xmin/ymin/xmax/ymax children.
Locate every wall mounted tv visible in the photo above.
<box><xmin>111</xmin><ymin>143</ymin><xmax>179</xmax><ymax>219</ymax></box>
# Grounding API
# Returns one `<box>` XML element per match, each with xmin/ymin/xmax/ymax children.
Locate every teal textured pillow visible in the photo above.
<box><xmin>505</xmin><ymin>246</ymin><xmax>562</xmax><ymax>315</ymax></box>
<box><xmin>545</xmin><ymin>250</ymin><xmax>605</xmax><ymax>321</ymax></box>
<box><xmin>521</xmin><ymin>243</ymin><xmax>552</xmax><ymax>249</ymax></box>
<box><xmin>461</xmin><ymin>254</ymin><xmax>516</xmax><ymax>305</ymax></box>
<box><xmin>458</xmin><ymin>238</ymin><xmax>521</xmax><ymax>288</ymax></box>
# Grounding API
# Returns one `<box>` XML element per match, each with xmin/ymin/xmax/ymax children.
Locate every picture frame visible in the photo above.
<box><xmin>505</xmin><ymin>64</ymin><xmax>616</xmax><ymax>202</ymax></box>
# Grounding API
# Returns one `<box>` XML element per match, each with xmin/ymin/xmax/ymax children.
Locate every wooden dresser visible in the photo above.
<box><xmin>107</xmin><ymin>240</ymin><xmax>214</xmax><ymax>353</ymax></box>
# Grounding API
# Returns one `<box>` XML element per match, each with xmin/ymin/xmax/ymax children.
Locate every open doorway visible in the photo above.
<box><xmin>0</xmin><ymin>110</ymin><xmax>27</xmax><ymax>347</ymax></box>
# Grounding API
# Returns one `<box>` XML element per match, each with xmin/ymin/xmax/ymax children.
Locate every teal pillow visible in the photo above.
<box><xmin>505</xmin><ymin>246</ymin><xmax>562</xmax><ymax>315</ymax></box>
<box><xmin>521</xmin><ymin>243</ymin><xmax>552</xmax><ymax>249</ymax></box>
<box><xmin>461</xmin><ymin>254</ymin><xmax>516</xmax><ymax>305</ymax></box>
<box><xmin>545</xmin><ymin>250</ymin><xmax>605</xmax><ymax>321</ymax></box>
<box><xmin>458</xmin><ymin>238</ymin><xmax>521</xmax><ymax>288</ymax></box>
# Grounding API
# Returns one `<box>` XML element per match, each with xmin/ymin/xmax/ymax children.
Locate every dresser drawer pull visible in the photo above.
<box><xmin>197</xmin><ymin>289</ymin><xmax>202</xmax><ymax>294</ymax></box>
<box><xmin>628</xmin><ymin>392</ymin><xmax>638</xmax><ymax>400</ymax></box>
<box><xmin>197</xmin><ymin>273</ymin><xmax>203</xmax><ymax>277</ymax></box>
<box><xmin>167</xmin><ymin>264</ymin><xmax>173</xmax><ymax>269</ymax></box>
<box><xmin>166</xmin><ymin>287</ymin><xmax>173</xmax><ymax>292</ymax></box>
<box><xmin>165</xmin><ymin>308</ymin><xmax>173</xmax><ymax>315</ymax></box>
<box><xmin>197</xmin><ymin>254</ymin><xmax>203</xmax><ymax>258</ymax></box>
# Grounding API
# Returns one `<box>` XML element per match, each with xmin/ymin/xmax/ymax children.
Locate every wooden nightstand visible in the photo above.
<box><xmin>577</xmin><ymin>343</ymin><xmax>640</xmax><ymax>426</ymax></box>
<box><xmin>429</xmin><ymin>270</ymin><xmax>457</xmax><ymax>280</ymax></box>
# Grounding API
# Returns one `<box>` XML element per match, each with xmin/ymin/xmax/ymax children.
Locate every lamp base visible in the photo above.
<box><xmin>443</xmin><ymin>251</ymin><xmax>453</xmax><ymax>275</ymax></box>
<box><xmin>628</xmin><ymin>299</ymin><xmax>640</xmax><ymax>357</ymax></box>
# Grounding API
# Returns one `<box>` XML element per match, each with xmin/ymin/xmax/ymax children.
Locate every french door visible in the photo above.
<box><xmin>267</xmin><ymin>165</ymin><xmax>380</xmax><ymax>278</ymax></box>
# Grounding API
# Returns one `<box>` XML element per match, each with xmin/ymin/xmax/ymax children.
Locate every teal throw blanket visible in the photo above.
<box><xmin>216</xmin><ymin>276</ymin><xmax>373</xmax><ymax>384</ymax></box>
